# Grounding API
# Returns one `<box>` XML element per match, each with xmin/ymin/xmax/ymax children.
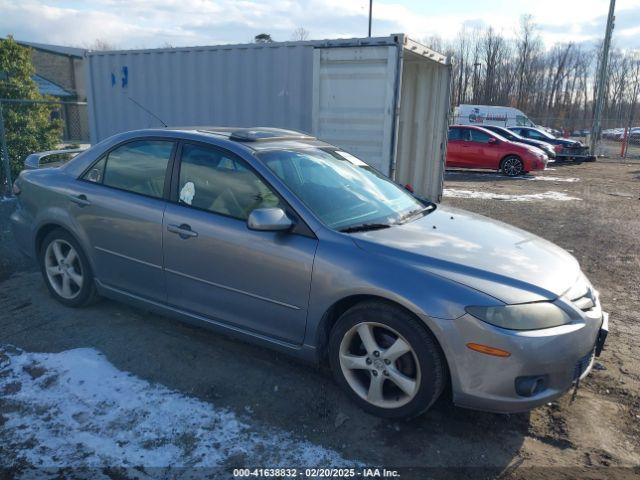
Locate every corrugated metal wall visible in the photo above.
<box><xmin>86</xmin><ymin>44</ymin><xmax>314</xmax><ymax>143</ymax></box>
<box><xmin>86</xmin><ymin>37</ymin><xmax>451</xmax><ymax>201</ymax></box>
<box><xmin>395</xmin><ymin>52</ymin><xmax>451</xmax><ymax>201</ymax></box>
<box><xmin>311</xmin><ymin>46</ymin><xmax>397</xmax><ymax>174</ymax></box>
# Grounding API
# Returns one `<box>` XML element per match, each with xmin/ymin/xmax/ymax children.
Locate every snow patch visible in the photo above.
<box><xmin>443</xmin><ymin>189</ymin><xmax>581</xmax><ymax>202</ymax></box>
<box><xmin>0</xmin><ymin>346</ymin><xmax>357</xmax><ymax>469</ymax></box>
<box><xmin>445</xmin><ymin>171</ymin><xmax>578</xmax><ymax>182</ymax></box>
<box><xmin>527</xmin><ymin>176</ymin><xmax>579</xmax><ymax>182</ymax></box>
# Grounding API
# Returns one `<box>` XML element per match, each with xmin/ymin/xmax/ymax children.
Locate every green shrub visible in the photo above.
<box><xmin>0</xmin><ymin>36</ymin><xmax>63</xmax><ymax>181</ymax></box>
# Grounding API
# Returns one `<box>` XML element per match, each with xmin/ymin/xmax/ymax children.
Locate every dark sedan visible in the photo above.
<box><xmin>509</xmin><ymin>127</ymin><xmax>593</xmax><ymax>161</ymax></box>
<box><xmin>482</xmin><ymin>125</ymin><xmax>556</xmax><ymax>159</ymax></box>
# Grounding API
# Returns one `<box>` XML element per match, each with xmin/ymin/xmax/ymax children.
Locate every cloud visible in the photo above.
<box><xmin>1</xmin><ymin>0</ymin><xmax>639</xmax><ymax>50</ymax></box>
<box><xmin>537</xmin><ymin>4</ymin><xmax>640</xmax><ymax>48</ymax></box>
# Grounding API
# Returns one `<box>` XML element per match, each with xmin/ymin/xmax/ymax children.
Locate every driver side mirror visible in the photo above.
<box><xmin>247</xmin><ymin>208</ymin><xmax>293</xmax><ymax>232</ymax></box>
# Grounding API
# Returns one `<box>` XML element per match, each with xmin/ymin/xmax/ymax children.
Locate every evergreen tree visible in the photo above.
<box><xmin>0</xmin><ymin>36</ymin><xmax>63</xmax><ymax>183</ymax></box>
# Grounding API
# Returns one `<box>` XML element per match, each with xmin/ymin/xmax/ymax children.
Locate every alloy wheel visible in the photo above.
<box><xmin>502</xmin><ymin>157</ymin><xmax>523</xmax><ymax>176</ymax></box>
<box><xmin>338</xmin><ymin>322</ymin><xmax>421</xmax><ymax>409</ymax></box>
<box><xmin>44</xmin><ymin>239</ymin><xmax>84</xmax><ymax>300</ymax></box>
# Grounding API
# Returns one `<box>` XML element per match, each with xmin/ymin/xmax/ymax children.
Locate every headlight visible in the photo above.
<box><xmin>466</xmin><ymin>302</ymin><xmax>573</xmax><ymax>330</ymax></box>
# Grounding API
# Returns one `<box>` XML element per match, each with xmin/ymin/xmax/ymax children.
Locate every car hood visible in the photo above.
<box><xmin>524</xmin><ymin>139</ymin><xmax>552</xmax><ymax>149</ymax></box>
<box><xmin>351</xmin><ymin>205</ymin><xmax>580</xmax><ymax>305</ymax></box>
<box><xmin>557</xmin><ymin>138</ymin><xmax>582</xmax><ymax>147</ymax></box>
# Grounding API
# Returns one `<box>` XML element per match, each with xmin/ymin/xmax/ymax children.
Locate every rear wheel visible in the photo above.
<box><xmin>329</xmin><ymin>301</ymin><xmax>446</xmax><ymax>418</ymax></box>
<box><xmin>40</xmin><ymin>229</ymin><xmax>98</xmax><ymax>307</ymax></box>
<box><xmin>501</xmin><ymin>155</ymin><xmax>524</xmax><ymax>176</ymax></box>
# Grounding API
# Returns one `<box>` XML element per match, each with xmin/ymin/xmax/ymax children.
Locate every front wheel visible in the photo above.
<box><xmin>501</xmin><ymin>156</ymin><xmax>524</xmax><ymax>176</ymax></box>
<box><xmin>39</xmin><ymin>229</ymin><xmax>98</xmax><ymax>307</ymax></box>
<box><xmin>328</xmin><ymin>301</ymin><xmax>446</xmax><ymax>419</ymax></box>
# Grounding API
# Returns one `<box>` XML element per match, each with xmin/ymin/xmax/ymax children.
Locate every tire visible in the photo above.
<box><xmin>39</xmin><ymin>228</ymin><xmax>98</xmax><ymax>307</ymax></box>
<box><xmin>328</xmin><ymin>301</ymin><xmax>446</xmax><ymax>419</ymax></box>
<box><xmin>501</xmin><ymin>155</ymin><xmax>524</xmax><ymax>176</ymax></box>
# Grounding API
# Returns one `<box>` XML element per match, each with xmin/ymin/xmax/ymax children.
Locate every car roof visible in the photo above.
<box><xmin>146</xmin><ymin>126</ymin><xmax>333</xmax><ymax>152</ymax></box>
<box><xmin>450</xmin><ymin>124</ymin><xmax>497</xmax><ymax>134</ymax></box>
<box><xmin>483</xmin><ymin>125</ymin><xmax>510</xmax><ymax>132</ymax></box>
<box><xmin>451</xmin><ymin>124</ymin><xmax>490</xmax><ymax>130</ymax></box>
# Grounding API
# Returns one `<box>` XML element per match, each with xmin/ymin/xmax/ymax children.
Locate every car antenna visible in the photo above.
<box><xmin>127</xmin><ymin>96</ymin><xmax>168</xmax><ymax>127</ymax></box>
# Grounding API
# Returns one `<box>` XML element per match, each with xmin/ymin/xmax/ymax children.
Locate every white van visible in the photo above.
<box><xmin>454</xmin><ymin>105</ymin><xmax>537</xmax><ymax>128</ymax></box>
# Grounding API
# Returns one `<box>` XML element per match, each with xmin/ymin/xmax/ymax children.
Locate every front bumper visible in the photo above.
<box><xmin>432</xmin><ymin>302</ymin><xmax>608</xmax><ymax>414</ymax></box>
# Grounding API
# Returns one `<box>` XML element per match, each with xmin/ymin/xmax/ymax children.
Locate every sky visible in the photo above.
<box><xmin>1</xmin><ymin>0</ymin><xmax>640</xmax><ymax>50</ymax></box>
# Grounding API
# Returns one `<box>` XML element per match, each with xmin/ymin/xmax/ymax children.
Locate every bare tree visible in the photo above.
<box><xmin>291</xmin><ymin>27</ymin><xmax>310</xmax><ymax>41</ymax></box>
<box><xmin>87</xmin><ymin>39</ymin><xmax>117</xmax><ymax>51</ymax></box>
<box><xmin>515</xmin><ymin>15</ymin><xmax>540</xmax><ymax>109</ymax></box>
<box><xmin>437</xmin><ymin>20</ymin><xmax>639</xmax><ymax>130</ymax></box>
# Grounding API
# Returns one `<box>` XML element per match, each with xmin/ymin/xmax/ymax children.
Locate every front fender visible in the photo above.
<box><xmin>304</xmin><ymin>237</ymin><xmax>497</xmax><ymax>352</ymax></box>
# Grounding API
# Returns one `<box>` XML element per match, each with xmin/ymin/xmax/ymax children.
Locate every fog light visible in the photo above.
<box><xmin>515</xmin><ymin>375</ymin><xmax>549</xmax><ymax>397</ymax></box>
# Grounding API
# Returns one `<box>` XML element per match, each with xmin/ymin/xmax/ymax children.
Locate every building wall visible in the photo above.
<box><xmin>29</xmin><ymin>48</ymin><xmax>86</xmax><ymax>100</ymax></box>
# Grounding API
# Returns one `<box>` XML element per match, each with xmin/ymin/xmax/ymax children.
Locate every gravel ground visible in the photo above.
<box><xmin>0</xmin><ymin>160</ymin><xmax>639</xmax><ymax>479</ymax></box>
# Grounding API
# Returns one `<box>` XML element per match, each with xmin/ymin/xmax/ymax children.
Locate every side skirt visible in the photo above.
<box><xmin>94</xmin><ymin>279</ymin><xmax>319</xmax><ymax>364</ymax></box>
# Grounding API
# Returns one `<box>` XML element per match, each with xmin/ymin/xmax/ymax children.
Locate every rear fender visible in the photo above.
<box><xmin>32</xmin><ymin>206</ymin><xmax>96</xmax><ymax>274</ymax></box>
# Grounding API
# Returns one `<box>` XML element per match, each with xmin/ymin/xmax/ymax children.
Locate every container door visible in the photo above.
<box><xmin>312</xmin><ymin>46</ymin><xmax>398</xmax><ymax>175</ymax></box>
<box><xmin>395</xmin><ymin>55</ymin><xmax>452</xmax><ymax>201</ymax></box>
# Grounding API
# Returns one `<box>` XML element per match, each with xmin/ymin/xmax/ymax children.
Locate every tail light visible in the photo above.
<box><xmin>554</xmin><ymin>145</ymin><xmax>563</xmax><ymax>153</ymax></box>
<box><xmin>404</xmin><ymin>183</ymin><xmax>414</xmax><ymax>193</ymax></box>
<box><xmin>12</xmin><ymin>180</ymin><xmax>21</xmax><ymax>196</ymax></box>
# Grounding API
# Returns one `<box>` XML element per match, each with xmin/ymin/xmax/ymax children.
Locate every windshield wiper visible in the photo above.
<box><xmin>339</xmin><ymin>223</ymin><xmax>392</xmax><ymax>233</ymax></box>
<box><xmin>397</xmin><ymin>203</ymin><xmax>437</xmax><ymax>224</ymax></box>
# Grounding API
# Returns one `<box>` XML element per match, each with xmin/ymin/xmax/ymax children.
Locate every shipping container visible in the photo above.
<box><xmin>86</xmin><ymin>35</ymin><xmax>451</xmax><ymax>200</ymax></box>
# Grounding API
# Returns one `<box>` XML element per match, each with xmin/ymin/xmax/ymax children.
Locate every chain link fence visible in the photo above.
<box><xmin>0</xmin><ymin>99</ymin><xmax>89</xmax><ymax>197</ymax></box>
<box><xmin>531</xmin><ymin>117</ymin><xmax>640</xmax><ymax>160</ymax></box>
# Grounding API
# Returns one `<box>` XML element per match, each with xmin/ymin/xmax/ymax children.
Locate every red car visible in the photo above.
<box><xmin>446</xmin><ymin>125</ymin><xmax>548</xmax><ymax>176</ymax></box>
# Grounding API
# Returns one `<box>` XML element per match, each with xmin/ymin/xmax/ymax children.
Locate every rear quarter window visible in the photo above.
<box><xmin>448</xmin><ymin>128</ymin><xmax>462</xmax><ymax>141</ymax></box>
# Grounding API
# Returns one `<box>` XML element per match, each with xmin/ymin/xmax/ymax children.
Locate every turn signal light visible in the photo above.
<box><xmin>466</xmin><ymin>343</ymin><xmax>511</xmax><ymax>358</ymax></box>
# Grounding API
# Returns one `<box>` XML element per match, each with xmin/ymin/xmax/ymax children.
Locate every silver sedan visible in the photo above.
<box><xmin>11</xmin><ymin>127</ymin><xmax>608</xmax><ymax>418</ymax></box>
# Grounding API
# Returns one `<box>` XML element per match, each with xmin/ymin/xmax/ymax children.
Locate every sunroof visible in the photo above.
<box><xmin>228</xmin><ymin>128</ymin><xmax>316</xmax><ymax>142</ymax></box>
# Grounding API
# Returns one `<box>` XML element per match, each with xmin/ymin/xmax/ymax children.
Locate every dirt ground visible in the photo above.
<box><xmin>0</xmin><ymin>159</ymin><xmax>639</xmax><ymax>479</ymax></box>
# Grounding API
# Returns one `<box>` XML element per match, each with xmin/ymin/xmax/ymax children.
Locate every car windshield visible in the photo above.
<box><xmin>532</xmin><ymin>128</ymin><xmax>555</xmax><ymax>139</ymax></box>
<box><xmin>259</xmin><ymin>148</ymin><xmax>429</xmax><ymax>231</ymax></box>
<box><xmin>490</xmin><ymin>127</ymin><xmax>517</xmax><ymax>140</ymax></box>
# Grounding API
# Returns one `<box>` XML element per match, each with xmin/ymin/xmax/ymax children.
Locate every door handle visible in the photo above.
<box><xmin>167</xmin><ymin>223</ymin><xmax>198</xmax><ymax>239</ymax></box>
<box><xmin>69</xmin><ymin>194</ymin><xmax>91</xmax><ymax>207</ymax></box>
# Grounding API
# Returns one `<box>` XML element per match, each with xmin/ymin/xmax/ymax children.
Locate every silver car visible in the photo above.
<box><xmin>10</xmin><ymin>127</ymin><xmax>608</xmax><ymax>418</ymax></box>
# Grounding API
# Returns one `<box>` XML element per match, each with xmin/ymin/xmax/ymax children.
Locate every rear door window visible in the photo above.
<box><xmin>459</xmin><ymin>128</ymin><xmax>473</xmax><ymax>141</ymax></box>
<box><xmin>470</xmin><ymin>130</ymin><xmax>492</xmax><ymax>143</ymax></box>
<box><xmin>88</xmin><ymin>140</ymin><xmax>174</xmax><ymax>198</ymax></box>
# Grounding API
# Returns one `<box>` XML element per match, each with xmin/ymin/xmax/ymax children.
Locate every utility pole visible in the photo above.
<box><xmin>368</xmin><ymin>0</ymin><xmax>373</xmax><ymax>37</ymax></box>
<box><xmin>590</xmin><ymin>0</ymin><xmax>616</xmax><ymax>155</ymax></box>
